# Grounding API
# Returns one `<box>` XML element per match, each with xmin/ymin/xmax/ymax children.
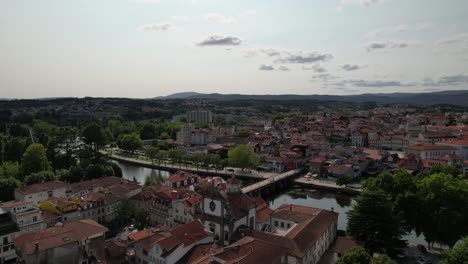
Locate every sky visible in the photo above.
<box><xmin>1</xmin><ymin>0</ymin><xmax>468</xmax><ymax>98</ymax></box>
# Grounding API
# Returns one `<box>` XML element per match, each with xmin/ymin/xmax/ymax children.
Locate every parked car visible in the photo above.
<box><xmin>227</xmin><ymin>168</ymin><xmax>235</xmax><ymax>172</ymax></box>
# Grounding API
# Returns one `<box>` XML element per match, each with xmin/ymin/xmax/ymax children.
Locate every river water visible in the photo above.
<box><xmin>115</xmin><ymin>160</ymin><xmax>433</xmax><ymax>246</ymax></box>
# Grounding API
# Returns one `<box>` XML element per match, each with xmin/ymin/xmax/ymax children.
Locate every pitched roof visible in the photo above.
<box><xmin>406</xmin><ymin>144</ymin><xmax>457</xmax><ymax>151</ymax></box>
<box><xmin>213</xmin><ymin>236</ymin><xmax>289</xmax><ymax>264</ymax></box>
<box><xmin>15</xmin><ymin>220</ymin><xmax>108</xmax><ymax>255</ymax></box>
<box><xmin>167</xmin><ymin>171</ymin><xmax>200</xmax><ymax>184</ymax></box>
<box><xmin>16</xmin><ymin>181</ymin><xmax>67</xmax><ymax>195</ymax></box>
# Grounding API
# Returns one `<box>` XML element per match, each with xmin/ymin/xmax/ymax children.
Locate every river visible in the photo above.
<box><xmin>114</xmin><ymin>160</ymin><xmax>435</xmax><ymax>246</ymax></box>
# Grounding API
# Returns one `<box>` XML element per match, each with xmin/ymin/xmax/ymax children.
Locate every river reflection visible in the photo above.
<box><xmin>114</xmin><ymin>160</ymin><xmax>439</xmax><ymax>247</ymax></box>
<box><xmin>113</xmin><ymin>160</ymin><xmax>170</xmax><ymax>185</ymax></box>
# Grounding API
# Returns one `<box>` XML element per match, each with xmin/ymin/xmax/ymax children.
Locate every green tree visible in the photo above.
<box><xmin>337</xmin><ymin>247</ymin><xmax>371</xmax><ymax>264</ymax></box>
<box><xmin>139</xmin><ymin>122</ymin><xmax>157</xmax><ymax>140</ymax></box>
<box><xmin>0</xmin><ymin>162</ymin><xmax>21</xmax><ymax>180</ymax></box>
<box><xmin>338</xmin><ymin>247</ymin><xmax>396</xmax><ymax>264</ymax></box>
<box><xmin>145</xmin><ymin>146</ymin><xmax>159</xmax><ymax>164</ymax></box>
<box><xmin>59</xmin><ymin>166</ymin><xmax>84</xmax><ymax>183</ymax></box>
<box><xmin>4</xmin><ymin>137</ymin><xmax>28</xmax><ymax>163</ymax></box>
<box><xmin>115</xmin><ymin>199</ymin><xmax>135</xmax><ymax>227</ymax></box>
<box><xmin>21</xmin><ymin>143</ymin><xmax>50</xmax><ymax>176</ymax></box>
<box><xmin>370</xmin><ymin>255</ymin><xmax>397</xmax><ymax>264</ymax></box>
<box><xmin>134</xmin><ymin>209</ymin><xmax>150</xmax><ymax>230</ymax></box>
<box><xmin>159</xmin><ymin>132</ymin><xmax>170</xmax><ymax>140</ymax></box>
<box><xmin>0</xmin><ymin>177</ymin><xmax>21</xmax><ymax>201</ymax></box>
<box><xmin>228</xmin><ymin>144</ymin><xmax>259</xmax><ymax>171</ymax></box>
<box><xmin>24</xmin><ymin>170</ymin><xmax>55</xmax><ymax>185</ymax></box>
<box><xmin>347</xmin><ymin>190</ymin><xmax>405</xmax><ymax>255</ymax></box>
<box><xmin>417</xmin><ymin>173</ymin><xmax>468</xmax><ymax>248</ymax></box>
<box><xmin>233</xmin><ymin>130</ymin><xmax>250</xmax><ymax>137</ymax></box>
<box><xmin>82</xmin><ymin>123</ymin><xmax>111</xmax><ymax>153</ymax></box>
<box><xmin>440</xmin><ymin>237</ymin><xmax>468</xmax><ymax>264</ymax></box>
<box><xmin>337</xmin><ymin>175</ymin><xmax>353</xmax><ymax>187</ymax></box>
<box><xmin>117</xmin><ymin>133</ymin><xmax>143</xmax><ymax>152</ymax></box>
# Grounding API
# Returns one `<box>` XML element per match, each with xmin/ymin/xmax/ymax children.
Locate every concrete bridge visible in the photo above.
<box><xmin>241</xmin><ymin>168</ymin><xmax>305</xmax><ymax>195</ymax></box>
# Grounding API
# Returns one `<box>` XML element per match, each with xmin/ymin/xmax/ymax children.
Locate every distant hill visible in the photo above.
<box><xmin>153</xmin><ymin>92</ymin><xmax>204</xmax><ymax>99</ymax></box>
<box><xmin>155</xmin><ymin>90</ymin><xmax>468</xmax><ymax>106</ymax></box>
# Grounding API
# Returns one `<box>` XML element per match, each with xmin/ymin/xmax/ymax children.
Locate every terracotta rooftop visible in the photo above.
<box><xmin>167</xmin><ymin>171</ymin><xmax>200</xmax><ymax>184</ymax></box>
<box><xmin>406</xmin><ymin>144</ymin><xmax>457</xmax><ymax>151</ymax></box>
<box><xmin>15</xmin><ymin>219</ymin><xmax>108</xmax><ymax>255</ymax></box>
<box><xmin>16</xmin><ymin>181</ymin><xmax>67</xmax><ymax>195</ymax></box>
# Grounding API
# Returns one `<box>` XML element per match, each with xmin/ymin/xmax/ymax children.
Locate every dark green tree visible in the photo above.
<box><xmin>117</xmin><ymin>133</ymin><xmax>142</xmax><ymax>152</ymax></box>
<box><xmin>228</xmin><ymin>144</ymin><xmax>259</xmax><ymax>171</ymax></box>
<box><xmin>347</xmin><ymin>190</ymin><xmax>405</xmax><ymax>255</ymax></box>
<box><xmin>337</xmin><ymin>175</ymin><xmax>353</xmax><ymax>187</ymax></box>
<box><xmin>337</xmin><ymin>246</ymin><xmax>371</xmax><ymax>264</ymax></box>
<box><xmin>24</xmin><ymin>170</ymin><xmax>55</xmax><ymax>185</ymax></box>
<box><xmin>21</xmin><ymin>143</ymin><xmax>50</xmax><ymax>176</ymax></box>
<box><xmin>417</xmin><ymin>173</ymin><xmax>468</xmax><ymax>248</ymax></box>
<box><xmin>82</xmin><ymin>123</ymin><xmax>111</xmax><ymax>153</ymax></box>
<box><xmin>440</xmin><ymin>237</ymin><xmax>468</xmax><ymax>264</ymax></box>
<box><xmin>0</xmin><ymin>177</ymin><xmax>22</xmax><ymax>201</ymax></box>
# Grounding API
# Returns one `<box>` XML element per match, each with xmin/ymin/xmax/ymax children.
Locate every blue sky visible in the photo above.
<box><xmin>1</xmin><ymin>0</ymin><xmax>467</xmax><ymax>98</ymax></box>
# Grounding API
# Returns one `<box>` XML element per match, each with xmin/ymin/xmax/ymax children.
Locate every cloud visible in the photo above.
<box><xmin>137</xmin><ymin>23</ymin><xmax>172</xmax><ymax>32</ymax></box>
<box><xmin>311</xmin><ymin>74</ymin><xmax>337</xmax><ymax>81</ymax></box>
<box><xmin>435</xmin><ymin>33</ymin><xmax>468</xmax><ymax>47</ymax></box>
<box><xmin>342</xmin><ymin>64</ymin><xmax>362</xmax><ymax>71</ymax></box>
<box><xmin>196</xmin><ymin>35</ymin><xmax>243</xmax><ymax>46</ymax></box>
<box><xmin>278</xmin><ymin>66</ymin><xmax>290</xmax><ymax>71</ymax></box>
<box><xmin>341</xmin><ymin>79</ymin><xmax>415</xmax><ymax>87</ymax></box>
<box><xmin>422</xmin><ymin>74</ymin><xmax>468</xmax><ymax>86</ymax></box>
<box><xmin>275</xmin><ymin>52</ymin><xmax>333</xmax><ymax>64</ymax></box>
<box><xmin>259</xmin><ymin>65</ymin><xmax>275</xmax><ymax>71</ymax></box>
<box><xmin>204</xmin><ymin>13</ymin><xmax>238</xmax><ymax>24</ymax></box>
<box><xmin>171</xmin><ymin>16</ymin><xmax>190</xmax><ymax>22</ymax></box>
<box><xmin>340</xmin><ymin>0</ymin><xmax>385</xmax><ymax>7</ymax></box>
<box><xmin>303</xmin><ymin>64</ymin><xmax>327</xmax><ymax>73</ymax></box>
<box><xmin>366</xmin><ymin>41</ymin><xmax>409</xmax><ymax>52</ymax></box>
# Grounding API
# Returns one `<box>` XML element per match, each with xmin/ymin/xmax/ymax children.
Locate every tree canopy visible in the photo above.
<box><xmin>21</xmin><ymin>143</ymin><xmax>50</xmax><ymax>176</ymax></box>
<box><xmin>440</xmin><ymin>237</ymin><xmax>468</xmax><ymax>264</ymax></box>
<box><xmin>117</xmin><ymin>132</ymin><xmax>142</xmax><ymax>152</ymax></box>
<box><xmin>228</xmin><ymin>144</ymin><xmax>259</xmax><ymax>170</ymax></box>
<box><xmin>347</xmin><ymin>190</ymin><xmax>405</xmax><ymax>255</ymax></box>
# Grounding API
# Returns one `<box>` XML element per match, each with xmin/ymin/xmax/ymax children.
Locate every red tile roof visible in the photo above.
<box><xmin>16</xmin><ymin>181</ymin><xmax>67</xmax><ymax>195</ymax></box>
<box><xmin>167</xmin><ymin>171</ymin><xmax>200</xmax><ymax>184</ymax></box>
<box><xmin>15</xmin><ymin>220</ymin><xmax>108</xmax><ymax>255</ymax></box>
<box><xmin>406</xmin><ymin>144</ymin><xmax>457</xmax><ymax>151</ymax></box>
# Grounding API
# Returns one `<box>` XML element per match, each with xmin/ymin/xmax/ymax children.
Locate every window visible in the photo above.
<box><xmin>224</xmin><ymin>231</ymin><xmax>229</xmax><ymax>241</ymax></box>
<box><xmin>281</xmin><ymin>222</ymin><xmax>284</xmax><ymax>228</ymax></box>
<box><xmin>3</xmin><ymin>237</ymin><xmax>8</xmax><ymax>245</ymax></box>
<box><xmin>287</xmin><ymin>223</ymin><xmax>291</xmax><ymax>228</ymax></box>
<box><xmin>3</xmin><ymin>246</ymin><xmax>8</xmax><ymax>252</ymax></box>
<box><xmin>275</xmin><ymin>221</ymin><xmax>278</xmax><ymax>227</ymax></box>
<box><xmin>33</xmin><ymin>216</ymin><xmax>37</xmax><ymax>222</ymax></box>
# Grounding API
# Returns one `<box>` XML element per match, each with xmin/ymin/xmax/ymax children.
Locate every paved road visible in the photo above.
<box><xmin>241</xmin><ymin>169</ymin><xmax>302</xmax><ymax>193</ymax></box>
<box><xmin>107</xmin><ymin>151</ymin><xmax>279</xmax><ymax>179</ymax></box>
<box><xmin>294</xmin><ymin>177</ymin><xmax>362</xmax><ymax>194</ymax></box>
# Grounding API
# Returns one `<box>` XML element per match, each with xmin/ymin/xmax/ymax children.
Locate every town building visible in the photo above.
<box><xmin>14</xmin><ymin>181</ymin><xmax>68</xmax><ymax>206</ymax></box>
<box><xmin>196</xmin><ymin>177</ymin><xmax>256</xmax><ymax>245</ymax></box>
<box><xmin>0</xmin><ymin>208</ymin><xmax>19</xmax><ymax>263</ymax></box>
<box><xmin>15</xmin><ymin>219</ymin><xmax>108</xmax><ymax>264</ymax></box>
<box><xmin>187</xmin><ymin>110</ymin><xmax>213</xmax><ymax>123</ymax></box>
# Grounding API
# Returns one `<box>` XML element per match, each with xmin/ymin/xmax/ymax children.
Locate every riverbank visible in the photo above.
<box><xmin>294</xmin><ymin>177</ymin><xmax>362</xmax><ymax>195</ymax></box>
<box><xmin>107</xmin><ymin>152</ymin><xmax>274</xmax><ymax>180</ymax></box>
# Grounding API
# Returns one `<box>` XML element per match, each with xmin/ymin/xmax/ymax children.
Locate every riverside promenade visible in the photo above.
<box><xmin>107</xmin><ymin>153</ymin><xmax>277</xmax><ymax>180</ymax></box>
<box><xmin>294</xmin><ymin>177</ymin><xmax>362</xmax><ymax>195</ymax></box>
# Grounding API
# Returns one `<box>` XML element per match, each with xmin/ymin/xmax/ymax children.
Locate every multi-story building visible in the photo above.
<box><xmin>14</xmin><ymin>181</ymin><xmax>68</xmax><ymax>206</ymax></box>
<box><xmin>0</xmin><ymin>201</ymin><xmax>45</xmax><ymax>235</ymax></box>
<box><xmin>196</xmin><ymin>177</ymin><xmax>256</xmax><ymax>245</ymax></box>
<box><xmin>0</xmin><ymin>208</ymin><xmax>19</xmax><ymax>264</ymax></box>
<box><xmin>251</xmin><ymin>204</ymin><xmax>338</xmax><ymax>264</ymax></box>
<box><xmin>15</xmin><ymin>219</ymin><xmax>108</xmax><ymax>264</ymax></box>
<box><xmin>176</xmin><ymin>123</ymin><xmax>195</xmax><ymax>145</ymax></box>
<box><xmin>186</xmin><ymin>110</ymin><xmax>213</xmax><ymax>123</ymax></box>
<box><xmin>405</xmin><ymin>144</ymin><xmax>458</xmax><ymax>160</ymax></box>
<box><xmin>165</xmin><ymin>171</ymin><xmax>199</xmax><ymax>188</ymax></box>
